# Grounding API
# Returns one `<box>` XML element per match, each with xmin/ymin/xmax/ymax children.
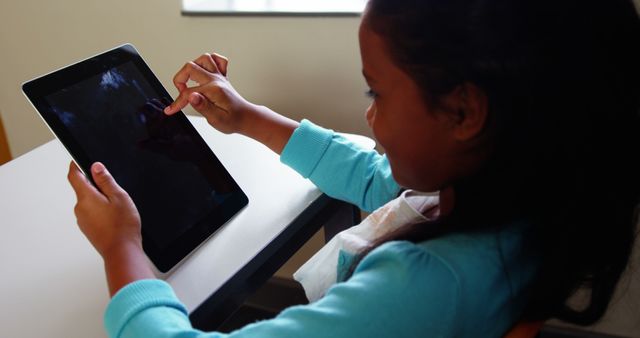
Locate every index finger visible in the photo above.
<box><xmin>163</xmin><ymin>83</ymin><xmax>206</xmax><ymax>115</ymax></box>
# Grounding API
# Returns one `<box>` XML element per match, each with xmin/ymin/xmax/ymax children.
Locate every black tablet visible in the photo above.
<box><xmin>22</xmin><ymin>44</ymin><xmax>248</xmax><ymax>272</ymax></box>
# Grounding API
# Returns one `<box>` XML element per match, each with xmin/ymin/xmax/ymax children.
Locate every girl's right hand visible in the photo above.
<box><xmin>163</xmin><ymin>53</ymin><xmax>253</xmax><ymax>135</ymax></box>
<box><xmin>165</xmin><ymin>52</ymin><xmax>299</xmax><ymax>155</ymax></box>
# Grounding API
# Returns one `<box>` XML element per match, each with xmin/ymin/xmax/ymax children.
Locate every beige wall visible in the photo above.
<box><xmin>0</xmin><ymin>0</ymin><xmax>371</xmax><ymax>157</ymax></box>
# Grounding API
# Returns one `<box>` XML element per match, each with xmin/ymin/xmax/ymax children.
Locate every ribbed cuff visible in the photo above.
<box><xmin>105</xmin><ymin>279</ymin><xmax>187</xmax><ymax>338</ymax></box>
<box><xmin>280</xmin><ymin>119</ymin><xmax>334</xmax><ymax>178</ymax></box>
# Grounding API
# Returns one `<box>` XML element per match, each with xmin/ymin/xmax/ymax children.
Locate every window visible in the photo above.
<box><xmin>182</xmin><ymin>0</ymin><xmax>367</xmax><ymax>16</ymax></box>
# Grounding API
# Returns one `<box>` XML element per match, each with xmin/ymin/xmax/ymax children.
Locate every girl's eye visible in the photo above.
<box><xmin>365</xmin><ymin>88</ymin><xmax>378</xmax><ymax>99</ymax></box>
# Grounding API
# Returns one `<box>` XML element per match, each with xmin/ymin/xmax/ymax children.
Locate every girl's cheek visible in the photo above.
<box><xmin>365</xmin><ymin>103</ymin><xmax>376</xmax><ymax>128</ymax></box>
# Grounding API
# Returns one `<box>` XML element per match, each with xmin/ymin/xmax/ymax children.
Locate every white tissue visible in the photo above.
<box><xmin>293</xmin><ymin>190</ymin><xmax>439</xmax><ymax>302</ymax></box>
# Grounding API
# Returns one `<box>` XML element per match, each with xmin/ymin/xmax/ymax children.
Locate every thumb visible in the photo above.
<box><xmin>91</xmin><ymin>162</ymin><xmax>122</xmax><ymax>198</ymax></box>
<box><xmin>189</xmin><ymin>92</ymin><xmax>218</xmax><ymax>116</ymax></box>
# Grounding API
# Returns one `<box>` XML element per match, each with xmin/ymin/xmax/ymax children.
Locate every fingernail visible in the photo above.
<box><xmin>190</xmin><ymin>93</ymin><xmax>202</xmax><ymax>106</ymax></box>
<box><xmin>164</xmin><ymin>106</ymin><xmax>171</xmax><ymax>114</ymax></box>
<box><xmin>93</xmin><ymin>162</ymin><xmax>105</xmax><ymax>174</ymax></box>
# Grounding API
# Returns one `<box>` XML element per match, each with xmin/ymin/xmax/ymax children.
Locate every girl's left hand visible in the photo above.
<box><xmin>67</xmin><ymin>161</ymin><xmax>142</xmax><ymax>259</ymax></box>
<box><xmin>68</xmin><ymin>161</ymin><xmax>156</xmax><ymax>296</ymax></box>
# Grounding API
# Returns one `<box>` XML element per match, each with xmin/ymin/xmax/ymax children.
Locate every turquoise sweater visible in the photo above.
<box><xmin>104</xmin><ymin>120</ymin><xmax>539</xmax><ymax>338</ymax></box>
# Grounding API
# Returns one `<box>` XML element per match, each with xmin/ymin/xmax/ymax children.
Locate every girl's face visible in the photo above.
<box><xmin>359</xmin><ymin>20</ymin><xmax>462</xmax><ymax>192</ymax></box>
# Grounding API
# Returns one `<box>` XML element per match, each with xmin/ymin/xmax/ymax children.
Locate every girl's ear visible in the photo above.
<box><xmin>448</xmin><ymin>82</ymin><xmax>489</xmax><ymax>142</ymax></box>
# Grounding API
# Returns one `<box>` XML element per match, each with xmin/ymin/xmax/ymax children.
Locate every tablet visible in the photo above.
<box><xmin>22</xmin><ymin>44</ymin><xmax>248</xmax><ymax>272</ymax></box>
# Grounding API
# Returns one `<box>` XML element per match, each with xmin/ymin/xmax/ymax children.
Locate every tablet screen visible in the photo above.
<box><xmin>23</xmin><ymin>44</ymin><xmax>248</xmax><ymax>272</ymax></box>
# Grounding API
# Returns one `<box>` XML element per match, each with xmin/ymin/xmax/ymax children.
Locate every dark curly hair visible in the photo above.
<box><xmin>356</xmin><ymin>0</ymin><xmax>640</xmax><ymax>326</ymax></box>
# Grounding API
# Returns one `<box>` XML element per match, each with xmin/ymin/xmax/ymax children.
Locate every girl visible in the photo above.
<box><xmin>67</xmin><ymin>0</ymin><xmax>640</xmax><ymax>337</ymax></box>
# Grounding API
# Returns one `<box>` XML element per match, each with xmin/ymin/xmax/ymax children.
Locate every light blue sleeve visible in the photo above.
<box><xmin>280</xmin><ymin>119</ymin><xmax>401</xmax><ymax>212</ymax></box>
<box><xmin>104</xmin><ymin>242</ymin><xmax>461</xmax><ymax>338</ymax></box>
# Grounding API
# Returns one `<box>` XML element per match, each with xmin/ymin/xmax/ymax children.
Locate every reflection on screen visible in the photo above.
<box><xmin>45</xmin><ymin>62</ymin><xmax>234</xmax><ymax>249</ymax></box>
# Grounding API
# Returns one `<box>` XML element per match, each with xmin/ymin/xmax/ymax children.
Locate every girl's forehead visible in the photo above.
<box><xmin>359</xmin><ymin>23</ymin><xmax>397</xmax><ymax>78</ymax></box>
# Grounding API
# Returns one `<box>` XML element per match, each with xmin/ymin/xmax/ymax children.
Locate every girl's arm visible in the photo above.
<box><xmin>105</xmin><ymin>242</ymin><xmax>461</xmax><ymax>338</ymax></box>
<box><xmin>281</xmin><ymin>120</ymin><xmax>400</xmax><ymax>212</ymax></box>
<box><xmin>164</xmin><ymin>53</ymin><xmax>401</xmax><ymax>210</ymax></box>
<box><xmin>67</xmin><ymin>161</ymin><xmax>155</xmax><ymax>297</ymax></box>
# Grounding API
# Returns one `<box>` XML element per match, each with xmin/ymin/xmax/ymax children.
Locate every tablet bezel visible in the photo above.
<box><xmin>22</xmin><ymin>44</ymin><xmax>249</xmax><ymax>272</ymax></box>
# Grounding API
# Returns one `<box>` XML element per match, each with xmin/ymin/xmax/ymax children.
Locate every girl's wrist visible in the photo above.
<box><xmin>240</xmin><ymin>104</ymin><xmax>299</xmax><ymax>154</ymax></box>
<box><xmin>236</xmin><ymin>102</ymin><xmax>264</xmax><ymax>137</ymax></box>
<box><xmin>102</xmin><ymin>240</ymin><xmax>156</xmax><ymax>297</ymax></box>
<box><xmin>102</xmin><ymin>239</ymin><xmax>144</xmax><ymax>264</ymax></box>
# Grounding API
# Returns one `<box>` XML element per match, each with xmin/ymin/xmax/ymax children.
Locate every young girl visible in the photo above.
<box><xmin>67</xmin><ymin>0</ymin><xmax>640</xmax><ymax>337</ymax></box>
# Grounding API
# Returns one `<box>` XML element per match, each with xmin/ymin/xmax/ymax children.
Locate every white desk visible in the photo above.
<box><xmin>0</xmin><ymin>116</ymin><xmax>362</xmax><ymax>337</ymax></box>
